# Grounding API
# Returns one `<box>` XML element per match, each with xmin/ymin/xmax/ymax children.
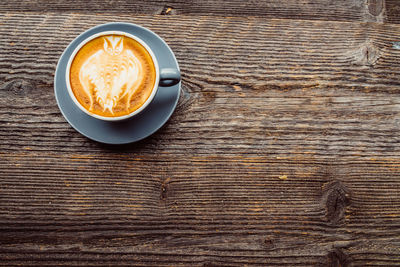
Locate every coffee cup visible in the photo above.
<box><xmin>65</xmin><ymin>28</ymin><xmax>180</xmax><ymax>121</ymax></box>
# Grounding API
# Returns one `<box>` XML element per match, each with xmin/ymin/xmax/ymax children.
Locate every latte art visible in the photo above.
<box><xmin>80</xmin><ymin>36</ymin><xmax>143</xmax><ymax>113</ymax></box>
<box><xmin>69</xmin><ymin>34</ymin><xmax>156</xmax><ymax>117</ymax></box>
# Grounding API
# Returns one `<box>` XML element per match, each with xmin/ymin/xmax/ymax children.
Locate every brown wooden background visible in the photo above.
<box><xmin>1</xmin><ymin>0</ymin><xmax>400</xmax><ymax>266</ymax></box>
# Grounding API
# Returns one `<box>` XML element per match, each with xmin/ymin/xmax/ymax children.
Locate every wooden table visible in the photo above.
<box><xmin>1</xmin><ymin>0</ymin><xmax>400</xmax><ymax>266</ymax></box>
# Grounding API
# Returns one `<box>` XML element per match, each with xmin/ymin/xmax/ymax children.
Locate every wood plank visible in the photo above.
<box><xmin>0</xmin><ymin>0</ymin><xmax>388</xmax><ymax>23</ymax></box>
<box><xmin>386</xmin><ymin>0</ymin><xmax>400</xmax><ymax>24</ymax></box>
<box><xmin>1</xmin><ymin>13</ymin><xmax>400</xmax><ymax>158</ymax></box>
<box><xmin>1</xmin><ymin>153</ymin><xmax>400</xmax><ymax>266</ymax></box>
<box><xmin>1</xmin><ymin>13</ymin><xmax>400</xmax><ymax>266</ymax></box>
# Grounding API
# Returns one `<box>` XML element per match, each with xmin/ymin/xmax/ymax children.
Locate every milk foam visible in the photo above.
<box><xmin>79</xmin><ymin>36</ymin><xmax>145</xmax><ymax>113</ymax></box>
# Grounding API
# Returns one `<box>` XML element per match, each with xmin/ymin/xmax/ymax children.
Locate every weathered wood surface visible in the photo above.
<box><xmin>0</xmin><ymin>0</ymin><xmax>398</xmax><ymax>23</ymax></box>
<box><xmin>386</xmin><ymin>0</ymin><xmax>400</xmax><ymax>24</ymax></box>
<box><xmin>1</xmin><ymin>1</ymin><xmax>400</xmax><ymax>266</ymax></box>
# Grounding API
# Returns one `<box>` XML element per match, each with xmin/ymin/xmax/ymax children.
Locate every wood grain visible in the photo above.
<box><xmin>1</xmin><ymin>11</ymin><xmax>400</xmax><ymax>267</ymax></box>
<box><xmin>0</xmin><ymin>0</ymin><xmax>393</xmax><ymax>23</ymax></box>
<box><xmin>386</xmin><ymin>0</ymin><xmax>400</xmax><ymax>24</ymax></box>
<box><xmin>1</xmin><ymin>13</ymin><xmax>400</xmax><ymax>158</ymax></box>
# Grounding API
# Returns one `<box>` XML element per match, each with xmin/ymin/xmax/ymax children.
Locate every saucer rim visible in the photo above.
<box><xmin>54</xmin><ymin>22</ymin><xmax>181</xmax><ymax>144</ymax></box>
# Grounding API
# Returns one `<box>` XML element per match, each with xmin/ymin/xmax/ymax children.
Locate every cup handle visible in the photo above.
<box><xmin>159</xmin><ymin>68</ymin><xmax>181</xmax><ymax>87</ymax></box>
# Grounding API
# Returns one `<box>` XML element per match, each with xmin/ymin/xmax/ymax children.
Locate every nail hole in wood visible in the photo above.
<box><xmin>160</xmin><ymin>6</ymin><xmax>174</xmax><ymax>15</ymax></box>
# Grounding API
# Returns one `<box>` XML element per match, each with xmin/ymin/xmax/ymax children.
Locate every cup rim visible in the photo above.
<box><xmin>65</xmin><ymin>30</ymin><xmax>160</xmax><ymax>121</ymax></box>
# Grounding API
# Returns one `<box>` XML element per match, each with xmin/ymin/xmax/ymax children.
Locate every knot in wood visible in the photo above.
<box><xmin>160</xmin><ymin>177</ymin><xmax>171</xmax><ymax>200</ymax></box>
<box><xmin>368</xmin><ymin>0</ymin><xmax>384</xmax><ymax>16</ymax></box>
<box><xmin>177</xmin><ymin>85</ymin><xmax>195</xmax><ymax>112</ymax></box>
<box><xmin>326</xmin><ymin>248</ymin><xmax>351</xmax><ymax>267</ymax></box>
<box><xmin>263</xmin><ymin>237</ymin><xmax>274</xmax><ymax>249</ymax></box>
<box><xmin>322</xmin><ymin>180</ymin><xmax>350</xmax><ymax>226</ymax></box>
<box><xmin>352</xmin><ymin>41</ymin><xmax>380</xmax><ymax>67</ymax></box>
<box><xmin>2</xmin><ymin>79</ymin><xmax>34</xmax><ymax>96</ymax></box>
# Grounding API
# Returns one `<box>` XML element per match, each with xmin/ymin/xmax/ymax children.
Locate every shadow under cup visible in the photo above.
<box><xmin>65</xmin><ymin>30</ymin><xmax>180</xmax><ymax>122</ymax></box>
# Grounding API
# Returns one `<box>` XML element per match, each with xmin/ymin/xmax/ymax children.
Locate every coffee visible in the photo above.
<box><xmin>69</xmin><ymin>34</ymin><xmax>156</xmax><ymax>117</ymax></box>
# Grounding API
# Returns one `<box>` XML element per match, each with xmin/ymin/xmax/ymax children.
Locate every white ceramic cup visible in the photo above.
<box><xmin>65</xmin><ymin>30</ymin><xmax>180</xmax><ymax>121</ymax></box>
